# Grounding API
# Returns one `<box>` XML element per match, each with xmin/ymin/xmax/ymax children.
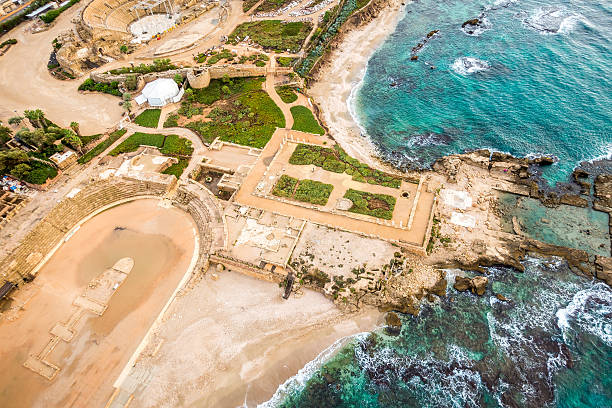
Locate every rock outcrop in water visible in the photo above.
<box><xmin>453</xmin><ymin>275</ymin><xmax>488</xmax><ymax>295</ymax></box>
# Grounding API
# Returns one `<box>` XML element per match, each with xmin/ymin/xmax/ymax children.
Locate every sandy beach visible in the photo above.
<box><xmin>119</xmin><ymin>270</ymin><xmax>382</xmax><ymax>407</ymax></box>
<box><xmin>309</xmin><ymin>0</ymin><xmax>406</xmax><ymax>171</ymax></box>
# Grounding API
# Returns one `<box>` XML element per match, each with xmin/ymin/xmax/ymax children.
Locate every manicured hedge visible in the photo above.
<box><xmin>78</xmin><ymin>78</ymin><xmax>122</xmax><ymax>97</ymax></box>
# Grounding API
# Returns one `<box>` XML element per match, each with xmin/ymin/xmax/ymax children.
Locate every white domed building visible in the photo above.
<box><xmin>134</xmin><ymin>78</ymin><xmax>183</xmax><ymax>107</ymax></box>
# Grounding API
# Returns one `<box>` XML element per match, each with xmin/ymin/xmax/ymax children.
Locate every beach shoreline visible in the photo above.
<box><xmin>309</xmin><ymin>0</ymin><xmax>407</xmax><ymax>172</ymax></box>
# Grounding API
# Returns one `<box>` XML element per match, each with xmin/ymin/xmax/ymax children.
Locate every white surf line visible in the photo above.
<box><xmin>112</xmin><ymin>224</ymin><xmax>201</xmax><ymax>389</ymax></box>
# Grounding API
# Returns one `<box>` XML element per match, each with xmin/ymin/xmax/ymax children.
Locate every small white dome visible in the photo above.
<box><xmin>141</xmin><ymin>78</ymin><xmax>179</xmax><ymax>100</ymax></box>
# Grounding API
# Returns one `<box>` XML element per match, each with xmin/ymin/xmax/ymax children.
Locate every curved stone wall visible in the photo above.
<box><xmin>0</xmin><ymin>179</ymin><xmax>171</xmax><ymax>287</ymax></box>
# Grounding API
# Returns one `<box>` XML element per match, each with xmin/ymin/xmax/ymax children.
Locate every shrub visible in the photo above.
<box><xmin>133</xmin><ymin>109</ymin><xmax>161</xmax><ymax>128</ymax></box>
<box><xmin>227</xmin><ymin>20</ymin><xmax>312</xmax><ymax>53</ymax></box>
<box><xmin>40</xmin><ymin>0</ymin><xmax>80</xmax><ymax>24</ymax></box>
<box><xmin>294</xmin><ymin>179</ymin><xmax>333</xmax><ymax>205</ymax></box>
<box><xmin>107</xmin><ymin>59</ymin><xmax>176</xmax><ymax>75</ymax></box>
<box><xmin>275</xmin><ymin>85</ymin><xmax>298</xmax><ymax>103</ymax></box>
<box><xmin>162</xmin><ymin>157</ymin><xmax>189</xmax><ymax>178</ymax></box>
<box><xmin>272</xmin><ymin>174</ymin><xmax>298</xmax><ymax>198</ymax></box>
<box><xmin>78</xmin><ymin>78</ymin><xmax>121</xmax><ymax>96</ymax></box>
<box><xmin>0</xmin><ymin>38</ymin><xmax>17</xmax><ymax>47</ymax></box>
<box><xmin>78</xmin><ymin>129</ymin><xmax>127</xmax><ymax>164</ymax></box>
<box><xmin>343</xmin><ymin>189</ymin><xmax>396</xmax><ymax>220</ymax></box>
<box><xmin>163</xmin><ymin>113</ymin><xmax>179</xmax><ymax>128</ymax></box>
<box><xmin>288</xmin><ymin>143</ymin><xmax>402</xmax><ymax>188</ymax></box>
<box><xmin>23</xmin><ymin>160</ymin><xmax>57</xmax><ymax>184</ymax></box>
<box><xmin>290</xmin><ymin>106</ymin><xmax>324</xmax><ymax>135</ymax></box>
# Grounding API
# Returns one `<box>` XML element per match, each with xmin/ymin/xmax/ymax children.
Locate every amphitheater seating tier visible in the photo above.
<box><xmin>0</xmin><ymin>180</ymin><xmax>170</xmax><ymax>286</ymax></box>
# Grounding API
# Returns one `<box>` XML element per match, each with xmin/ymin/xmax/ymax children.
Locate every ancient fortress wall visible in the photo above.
<box><xmin>0</xmin><ymin>179</ymin><xmax>172</xmax><ymax>287</ymax></box>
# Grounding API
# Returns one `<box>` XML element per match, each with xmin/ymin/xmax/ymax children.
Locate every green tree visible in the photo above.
<box><xmin>70</xmin><ymin>121</ymin><xmax>80</xmax><ymax>136</ymax></box>
<box><xmin>63</xmin><ymin>129</ymin><xmax>83</xmax><ymax>153</ymax></box>
<box><xmin>221</xmin><ymin>85</ymin><xmax>230</xmax><ymax>95</ymax></box>
<box><xmin>120</xmin><ymin>44</ymin><xmax>129</xmax><ymax>54</ymax></box>
<box><xmin>173</xmin><ymin>73</ymin><xmax>183</xmax><ymax>86</ymax></box>
<box><xmin>10</xmin><ymin>163</ymin><xmax>31</xmax><ymax>180</ymax></box>
<box><xmin>0</xmin><ymin>125</ymin><xmax>12</xmax><ymax>146</ymax></box>
<box><xmin>8</xmin><ymin>116</ymin><xmax>23</xmax><ymax>125</ymax></box>
<box><xmin>23</xmin><ymin>109</ymin><xmax>46</xmax><ymax>128</ymax></box>
<box><xmin>0</xmin><ymin>149</ymin><xmax>30</xmax><ymax>173</ymax></box>
<box><xmin>122</xmin><ymin>93</ymin><xmax>132</xmax><ymax>113</ymax></box>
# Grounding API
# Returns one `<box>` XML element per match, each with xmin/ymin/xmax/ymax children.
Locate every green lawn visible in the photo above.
<box><xmin>109</xmin><ymin>132</ymin><xmax>165</xmax><ymax>156</ymax></box>
<box><xmin>289</xmin><ymin>144</ymin><xmax>404</xmax><ymax>188</ymax></box>
<box><xmin>275</xmin><ymin>85</ymin><xmax>298</xmax><ymax>103</ymax></box>
<box><xmin>78</xmin><ymin>129</ymin><xmax>127</xmax><ymax>164</ymax></box>
<box><xmin>290</xmin><ymin>106</ymin><xmax>324</xmax><ymax>135</ymax></box>
<box><xmin>228</xmin><ymin>20</ymin><xmax>312</xmax><ymax>53</ymax></box>
<box><xmin>133</xmin><ymin>109</ymin><xmax>161</xmax><ymax>128</ymax></box>
<box><xmin>343</xmin><ymin>189</ymin><xmax>396</xmax><ymax>220</ymax></box>
<box><xmin>272</xmin><ymin>175</ymin><xmax>333</xmax><ymax>205</ymax></box>
<box><xmin>184</xmin><ymin>78</ymin><xmax>285</xmax><ymax>148</ymax></box>
<box><xmin>160</xmin><ymin>134</ymin><xmax>193</xmax><ymax>156</ymax></box>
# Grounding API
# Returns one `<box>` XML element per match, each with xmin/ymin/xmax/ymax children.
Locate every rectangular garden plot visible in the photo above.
<box><xmin>272</xmin><ymin>175</ymin><xmax>333</xmax><ymax>206</ymax></box>
<box><xmin>343</xmin><ymin>189</ymin><xmax>396</xmax><ymax>220</ymax></box>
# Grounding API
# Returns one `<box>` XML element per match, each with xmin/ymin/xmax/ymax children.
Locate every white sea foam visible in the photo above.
<box><xmin>555</xmin><ymin>282</ymin><xmax>612</xmax><ymax>347</ymax></box>
<box><xmin>523</xmin><ymin>7</ymin><xmax>588</xmax><ymax>35</ymax></box>
<box><xmin>451</xmin><ymin>57</ymin><xmax>490</xmax><ymax>75</ymax></box>
<box><xmin>258</xmin><ymin>332</ymin><xmax>369</xmax><ymax>407</ymax></box>
<box><xmin>461</xmin><ymin>16</ymin><xmax>492</xmax><ymax>36</ymax></box>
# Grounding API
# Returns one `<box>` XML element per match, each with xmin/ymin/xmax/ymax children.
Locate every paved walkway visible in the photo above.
<box><xmin>123</xmin><ymin>122</ymin><xmax>206</xmax><ymax>181</ymax></box>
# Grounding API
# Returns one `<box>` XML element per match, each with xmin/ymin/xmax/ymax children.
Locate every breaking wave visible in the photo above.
<box><xmin>451</xmin><ymin>57</ymin><xmax>490</xmax><ymax>75</ymax></box>
<box><xmin>556</xmin><ymin>282</ymin><xmax>612</xmax><ymax>347</ymax></box>
<box><xmin>523</xmin><ymin>7</ymin><xmax>588</xmax><ymax>35</ymax></box>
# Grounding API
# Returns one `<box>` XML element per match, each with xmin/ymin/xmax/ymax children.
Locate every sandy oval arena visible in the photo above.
<box><xmin>0</xmin><ymin>199</ymin><xmax>197</xmax><ymax>408</ymax></box>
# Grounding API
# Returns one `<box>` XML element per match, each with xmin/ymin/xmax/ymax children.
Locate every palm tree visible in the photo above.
<box><xmin>70</xmin><ymin>121</ymin><xmax>80</xmax><ymax>136</ymax></box>
<box><xmin>23</xmin><ymin>109</ymin><xmax>46</xmax><ymax>129</ymax></box>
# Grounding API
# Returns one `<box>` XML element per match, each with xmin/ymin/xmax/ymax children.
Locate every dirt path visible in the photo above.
<box><xmin>0</xmin><ymin>7</ymin><xmax>124</xmax><ymax>134</ymax></box>
<box><xmin>264</xmin><ymin>60</ymin><xmax>294</xmax><ymax>128</ymax></box>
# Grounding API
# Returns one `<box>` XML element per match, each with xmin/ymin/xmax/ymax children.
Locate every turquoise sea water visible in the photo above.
<box><xmin>263</xmin><ymin>1</ymin><xmax>612</xmax><ymax>405</ymax></box>
<box><xmin>351</xmin><ymin>0</ymin><xmax>612</xmax><ymax>185</ymax></box>
<box><xmin>264</xmin><ymin>258</ymin><xmax>612</xmax><ymax>407</ymax></box>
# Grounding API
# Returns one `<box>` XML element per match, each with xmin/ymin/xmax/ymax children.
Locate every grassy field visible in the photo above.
<box><xmin>78</xmin><ymin>129</ymin><xmax>127</xmax><ymax>164</ymax></box>
<box><xmin>160</xmin><ymin>134</ymin><xmax>193</xmax><ymax>156</ymax></box>
<box><xmin>289</xmin><ymin>144</ymin><xmax>404</xmax><ymax>188</ymax></box>
<box><xmin>133</xmin><ymin>109</ymin><xmax>161</xmax><ymax>128</ymax></box>
<box><xmin>109</xmin><ymin>132</ymin><xmax>165</xmax><ymax>156</ymax></box>
<box><xmin>343</xmin><ymin>189</ymin><xmax>396</xmax><ymax>220</ymax></box>
<box><xmin>290</xmin><ymin>106</ymin><xmax>324</xmax><ymax>135</ymax></box>
<box><xmin>228</xmin><ymin>21</ymin><xmax>312</xmax><ymax>53</ymax></box>
<box><xmin>275</xmin><ymin>85</ymin><xmax>298</xmax><ymax>103</ymax></box>
<box><xmin>184</xmin><ymin>77</ymin><xmax>284</xmax><ymax>147</ymax></box>
<box><xmin>272</xmin><ymin>175</ymin><xmax>333</xmax><ymax>205</ymax></box>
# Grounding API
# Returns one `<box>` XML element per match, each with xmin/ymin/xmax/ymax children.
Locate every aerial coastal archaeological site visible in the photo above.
<box><xmin>0</xmin><ymin>0</ymin><xmax>610</xmax><ymax>406</ymax></box>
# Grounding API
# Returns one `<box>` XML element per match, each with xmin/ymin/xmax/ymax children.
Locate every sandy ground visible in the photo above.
<box><xmin>309</xmin><ymin>0</ymin><xmax>406</xmax><ymax>170</ymax></box>
<box><xmin>125</xmin><ymin>270</ymin><xmax>381</xmax><ymax>408</ymax></box>
<box><xmin>0</xmin><ymin>199</ymin><xmax>196</xmax><ymax>408</ymax></box>
<box><xmin>0</xmin><ymin>6</ymin><xmax>124</xmax><ymax>134</ymax></box>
